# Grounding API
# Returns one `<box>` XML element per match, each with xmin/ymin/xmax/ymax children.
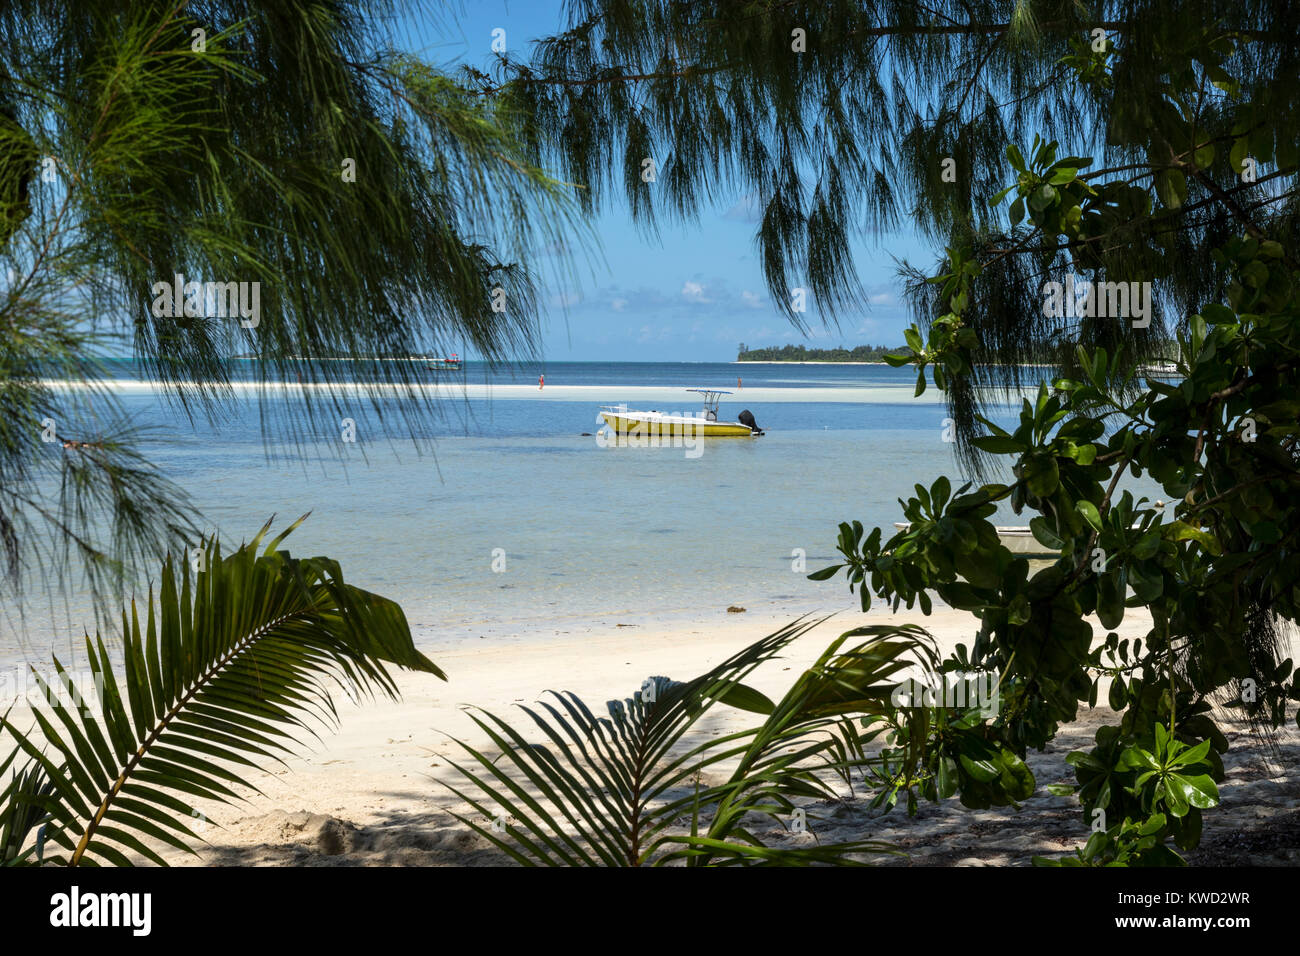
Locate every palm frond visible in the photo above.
<box><xmin>660</xmin><ymin>624</ymin><xmax>939</xmax><ymax>866</ymax></box>
<box><xmin>0</xmin><ymin>515</ymin><xmax>443</xmax><ymax>866</ymax></box>
<box><xmin>0</xmin><ymin>713</ymin><xmax>55</xmax><ymax>865</ymax></box>
<box><xmin>440</xmin><ymin>619</ymin><xmax>938</xmax><ymax>866</ymax></box>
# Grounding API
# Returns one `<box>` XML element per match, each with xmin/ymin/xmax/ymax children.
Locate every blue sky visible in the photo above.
<box><xmin>410</xmin><ymin>2</ymin><xmax>935</xmax><ymax>361</ymax></box>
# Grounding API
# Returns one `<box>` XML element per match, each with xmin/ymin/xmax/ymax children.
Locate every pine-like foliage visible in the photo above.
<box><xmin>0</xmin><ymin>1</ymin><xmax>581</xmax><ymax>612</ymax></box>
<box><xmin>485</xmin><ymin>1</ymin><xmax>1300</xmax><ymax>458</ymax></box>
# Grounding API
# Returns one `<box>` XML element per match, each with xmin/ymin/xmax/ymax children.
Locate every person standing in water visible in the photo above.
<box><xmin>539</xmin><ymin>372</ymin><xmax>544</xmax><ymax>389</ymax></box>
<box><xmin>738</xmin><ymin>376</ymin><xmax>742</xmax><ymax>390</ymax></box>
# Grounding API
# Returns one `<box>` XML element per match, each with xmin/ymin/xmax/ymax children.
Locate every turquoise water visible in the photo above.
<box><xmin>6</xmin><ymin>361</ymin><xmax>1157</xmax><ymax>667</ymax></box>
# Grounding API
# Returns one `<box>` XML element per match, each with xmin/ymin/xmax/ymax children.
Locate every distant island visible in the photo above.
<box><xmin>736</xmin><ymin>343</ymin><xmax>910</xmax><ymax>363</ymax></box>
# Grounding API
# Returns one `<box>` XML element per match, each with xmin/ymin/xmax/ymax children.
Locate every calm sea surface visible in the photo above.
<box><xmin>3</xmin><ymin>361</ymin><xmax>1160</xmax><ymax>667</ymax></box>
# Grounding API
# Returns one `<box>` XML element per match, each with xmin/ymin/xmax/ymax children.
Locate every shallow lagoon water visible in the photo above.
<box><xmin>3</xmin><ymin>362</ymin><xmax>1160</xmax><ymax>667</ymax></box>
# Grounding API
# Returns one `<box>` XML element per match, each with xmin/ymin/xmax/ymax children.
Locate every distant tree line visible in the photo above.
<box><xmin>737</xmin><ymin>343</ymin><xmax>909</xmax><ymax>362</ymax></box>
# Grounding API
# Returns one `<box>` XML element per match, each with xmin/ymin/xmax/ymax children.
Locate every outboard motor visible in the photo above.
<box><xmin>738</xmin><ymin>409</ymin><xmax>763</xmax><ymax>435</ymax></box>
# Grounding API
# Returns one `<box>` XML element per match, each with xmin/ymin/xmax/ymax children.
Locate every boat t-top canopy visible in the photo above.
<box><xmin>686</xmin><ymin>387</ymin><xmax>732</xmax><ymax>402</ymax></box>
<box><xmin>686</xmin><ymin>388</ymin><xmax>732</xmax><ymax>420</ymax></box>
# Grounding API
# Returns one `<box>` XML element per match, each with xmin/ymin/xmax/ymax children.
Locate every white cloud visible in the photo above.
<box><xmin>741</xmin><ymin>290</ymin><xmax>762</xmax><ymax>307</ymax></box>
<box><xmin>681</xmin><ymin>280</ymin><xmax>708</xmax><ymax>302</ymax></box>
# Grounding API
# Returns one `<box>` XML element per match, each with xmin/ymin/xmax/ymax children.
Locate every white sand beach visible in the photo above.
<box><xmin>97</xmin><ymin>603</ymin><xmax>1293</xmax><ymax>867</ymax></box>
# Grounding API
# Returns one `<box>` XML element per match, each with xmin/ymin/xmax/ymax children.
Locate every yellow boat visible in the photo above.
<box><xmin>599</xmin><ymin>389</ymin><xmax>763</xmax><ymax>438</ymax></box>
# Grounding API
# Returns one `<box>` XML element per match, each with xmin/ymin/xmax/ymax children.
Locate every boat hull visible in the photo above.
<box><xmin>600</xmin><ymin>412</ymin><xmax>754</xmax><ymax>438</ymax></box>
